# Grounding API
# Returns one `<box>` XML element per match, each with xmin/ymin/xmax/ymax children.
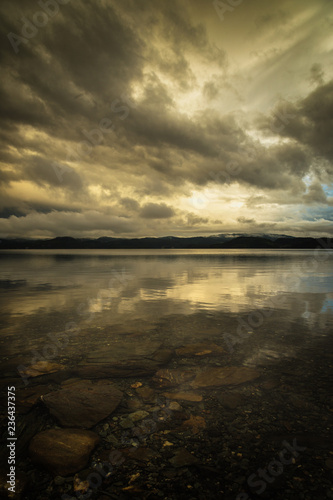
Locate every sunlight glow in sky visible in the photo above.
<box><xmin>0</xmin><ymin>0</ymin><xmax>332</xmax><ymax>238</ymax></box>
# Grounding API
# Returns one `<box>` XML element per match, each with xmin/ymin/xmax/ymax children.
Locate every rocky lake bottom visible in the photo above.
<box><xmin>0</xmin><ymin>311</ymin><xmax>332</xmax><ymax>500</ymax></box>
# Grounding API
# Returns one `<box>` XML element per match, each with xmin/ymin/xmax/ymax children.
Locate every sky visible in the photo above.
<box><xmin>0</xmin><ymin>0</ymin><xmax>333</xmax><ymax>239</ymax></box>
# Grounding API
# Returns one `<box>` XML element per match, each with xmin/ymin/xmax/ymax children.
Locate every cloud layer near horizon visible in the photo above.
<box><xmin>0</xmin><ymin>0</ymin><xmax>332</xmax><ymax>238</ymax></box>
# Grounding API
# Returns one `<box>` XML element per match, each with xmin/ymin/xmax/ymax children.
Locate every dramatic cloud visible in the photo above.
<box><xmin>140</xmin><ymin>203</ymin><xmax>175</xmax><ymax>219</ymax></box>
<box><xmin>0</xmin><ymin>0</ymin><xmax>332</xmax><ymax>238</ymax></box>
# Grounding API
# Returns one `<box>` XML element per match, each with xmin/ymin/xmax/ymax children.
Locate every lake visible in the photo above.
<box><xmin>0</xmin><ymin>249</ymin><xmax>332</xmax><ymax>368</ymax></box>
<box><xmin>0</xmin><ymin>249</ymin><xmax>333</xmax><ymax>499</ymax></box>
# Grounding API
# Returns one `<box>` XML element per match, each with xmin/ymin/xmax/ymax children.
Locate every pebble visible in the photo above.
<box><xmin>169</xmin><ymin>401</ymin><xmax>182</xmax><ymax>411</ymax></box>
<box><xmin>54</xmin><ymin>476</ymin><xmax>65</xmax><ymax>486</ymax></box>
<box><xmin>149</xmin><ymin>406</ymin><xmax>162</xmax><ymax>412</ymax></box>
<box><xmin>120</xmin><ymin>417</ymin><xmax>134</xmax><ymax>429</ymax></box>
<box><xmin>325</xmin><ymin>458</ymin><xmax>333</xmax><ymax>470</ymax></box>
<box><xmin>9</xmin><ymin>333</ymin><xmax>333</xmax><ymax>500</ymax></box>
<box><xmin>128</xmin><ymin>410</ymin><xmax>150</xmax><ymax>422</ymax></box>
<box><xmin>105</xmin><ymin>434</ymin><xmax>119</xmax><ymax>445</ymax></box>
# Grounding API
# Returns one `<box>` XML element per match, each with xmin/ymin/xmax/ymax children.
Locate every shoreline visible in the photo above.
<box><xmin>0</xmin><ymin>314</ymin><xmax>332</xmax><ymax>499</ymax></box>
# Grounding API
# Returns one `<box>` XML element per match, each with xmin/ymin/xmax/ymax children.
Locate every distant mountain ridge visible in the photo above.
<box><xmin>0</xmin><ymin>235</ymin><xmax>332</xmax><ymax>249</ymax></box>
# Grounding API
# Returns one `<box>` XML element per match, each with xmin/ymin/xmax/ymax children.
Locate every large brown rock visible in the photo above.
<box><xmin>29</xmin><ymin>428</ymin><xmax>99</xmax><ymax>476</ymax></box>
<box><xmin>191</xmin><ymin>367</ymin><xmax>260</xmax><ymax>389</ymax></box>
<box><xmin>75</xmin><ymin>341</ymin><xmax>173</xmax><ymax>378</ymax></box>
<box><xmin>43</xmin><ymin>380</ymin><xmax>122</xmax><ymax>428</ymax></box>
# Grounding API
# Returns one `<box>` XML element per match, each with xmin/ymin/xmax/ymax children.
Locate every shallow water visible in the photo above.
<box><xmin>0</xmin><ymin>249</ymin><xmax>332</xmax><ymax>369</ymax></box>
<box><xmin>1</xmin><ymin>249</ymin><xmax>333</xmax><ymax>499</ymax></box>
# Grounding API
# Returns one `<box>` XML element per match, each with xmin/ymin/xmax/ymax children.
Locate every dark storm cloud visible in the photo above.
<box><xmin>186</xmin><ymin>213</ymin><xmax>209</xmax><ymax>226</ymax></box>
<box><xmin>0</xmin><ymin>207</ymin><xmax>26</xmax><ymax>219</ymax></box>
<box><xmin>237</xmin><ymin>217</ymin><xmax>256</xmax><ymax>224</ymax></box>
<box><xmin>140</xmin><ymin>203</ymin><xmax>175</xmax><ymax>219</ymax></box>
<box><xmin>23</xmin><ymin>156</ymin><xmax>83</xmax><ymax>191</ymax></box>
<box><xmin>0</xmin><ymin>0</ymin><xmax>143</xmax><ymax>143</ymax></box>
<box><xmin>0</xmin><ymin>0</ymin><xmax>227</xmax><ymax>188</ymax></box>
<box><xmin>0</xmin><ymin>186</ymin><xmax>82</xmax><ymax>217</ymax></box>
<box><xmin>0</xmin><ymin>0</ymin><xmax>332</xmax><ymax>237</ymax></box>
<box><xmin>4</xmin><ymin>210</ymin><xmax>137</xmax><ymax>235</ymax></box>
<box><xmin>310</xmin><ymin>63</ymin><xmax>325</xmax><ymax>86</ymax></box>
<box><xmin>120</xmin><ymin>197</ymin><xmax>140</xmax><ymax>212</ymax></box>
<box><xmin>182</xmin><ymin>134</ymin><xmax>310</xmax><ymax>191</ymax></box>
<box><xmin>261</xmin><ymin>79</ymin><xmax>333</xmax><ymax>165</ymax></box>
<box><xmin>130</xmin><ymin>0</ymin><xmax>227</xmax><ymax>68</ymax></box>
<box><xmin>254</xmin><ymin>9</ymin><xmax>288</xmax><ymax>31</ymax></box>
<box><xmin>203</xmin><ymin>81</ymin><xmax>219</xmax><ymax>100</ymax></box>
<box><xmin>0</xmin><ymin>168</ymin><xmax>18</xmax><ymax>185</ymax></box>
<box><xmin>0</xmin><ymin>0</ymin><xmax>313</xmax><ymax>192</ymax></box>
<box><xmin>124</xmin><ymin>106</ymin><xmax>221</xmax><ymax>158</ymax></box>
<box><xmin>303</xmin><ymin>181</ymin><xmax>329</xmax><ymax>204</ymax></box>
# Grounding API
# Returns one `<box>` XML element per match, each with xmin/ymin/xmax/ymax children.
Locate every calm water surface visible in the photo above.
<box><xmin>0</xmin><ymin>249</ymin><xmax>332</xmax><ymax>368</ymax></box>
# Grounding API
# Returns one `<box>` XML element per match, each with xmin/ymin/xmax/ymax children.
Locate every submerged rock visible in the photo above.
<box><xmin>29</xmin><ymin>428</ymin><xmax>99</xmax><ymax>476</ymax></box>
<box><xmin>120</xmin><ymin>417</ymin><xmax>135</xmax><ymax>429</ymax></box>
<box><xmin>135</xmin><ymin>386</ymin><xmax>156</xmax><ymax>401</ymax></box>
<box><xmin>163</xmin><ymin>391</ymin><xmax>203</xmax><ymax>402</ymax></box>
<box><xmin>181</xmin><ymin>415</ymin><xmax>206</xmax><ymax>435</ymax></box>
<box><xmin>168</xmin><ymin>401</ymin><xmax>182</xmax><ymax>411</ymax></box>
<box><xmin>131</xmin><ymin>382</ymin><xmax>143</xmax><ymax>388</ymax></box>
<box><xmin>20</xmin><ymin>361</ymin><xmax>65</xmax><ymax>378</ymax></box>
<box><xmin>128</xmin><ymin>410</ymin><xmax>149</xmax><ymax>422</ymax></box>
<box><xmin>153</xmin><ymin>368</ymin><xmax>195</xmax><ymax>388</ymax></box>
<box><xmin>42</xmin><ymin>380</ymin><xmax>122</xmax><ymax>428</ymax></box>
<box><xmin>75</xmin><ymin>341</ymin><xmax>173</xmax><ymax>378</ymax></box>
<box><xmin>127</xmin><ymin>398</ymin><xmax>143</xmax><ymax>410</ymax></box>
<box><xmin>169</xmin><ymin>448</ymin><xmax>199</xmax><ymax>467</ymax></box>
<box><xmin>176</xmin><ymin>343</ymin><xmax>224</xmax><ymax>357</ymax></box>
<box><xmin>191</xmin><ymin>366</ymin><xmax>260</xmax><ymax>388</ymax></box>
<box><xmin>151</xmin><ymin>348</ymin><xmax>175</xmax><ymax>364</ymax></box>
<box><xmin>16</xmin><ymin>385</ymin><xmax>53</xmax><ymax>413</ymax></box>
<box><xmin>216</xmin><ymin>392</ymin><xmax>246</xmax><ymax>409</ymax></box>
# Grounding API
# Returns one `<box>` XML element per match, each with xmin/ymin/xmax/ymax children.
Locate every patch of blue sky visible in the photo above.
<box><xmin>321</xmin><ymin>298</ymin><xmax>333</xmax><ymax>313</ymax></box>
<box><xmin>303</xmin><ymin>206</ymin><xmax>333</xmax><ymax>221</ymax></box>
<box><xmin>301</xmin><ymin>175</ymin><xmax>333</xmax><ymax>196</ymax></box>
<box><xmin>302</xmin><ymin>174</ymin><xmax>312</xmax><ymax>187</ymax></box>
<box><xmin>322</xmin><ymin>184</ymin><xmax>333</xmax><ymax>197</ymax></box>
